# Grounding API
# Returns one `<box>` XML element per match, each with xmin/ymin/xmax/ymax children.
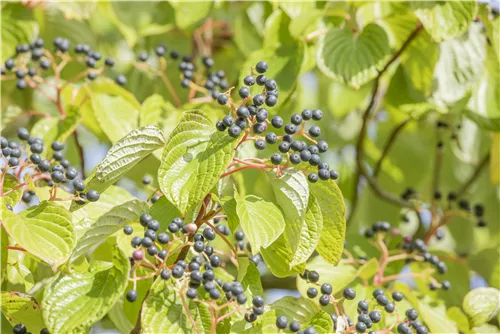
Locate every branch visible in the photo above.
<box><xmin>373</xmin><ymin>118</ymin><xmax>411</xmax><ymax>178</ymax></box>
<box><xmin>352</xmin><ymin>23</ymin><xmax>423</xmax><ymax>212</ymax></box>
<box><xmin>176</xmin><ymin>194</ymin><xmax>212</xmax><ymax>262</ymax></box>
<box><xmin>455</xmin><ymin>152</ymin><xmax>490</xmax><ymax>198</ymax></box>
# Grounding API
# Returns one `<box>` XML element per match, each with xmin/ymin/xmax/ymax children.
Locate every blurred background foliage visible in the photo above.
<box><xmin>1</xmin><ymin>1</ymin><xmax>499</xmax><ymax>332</ymax></box>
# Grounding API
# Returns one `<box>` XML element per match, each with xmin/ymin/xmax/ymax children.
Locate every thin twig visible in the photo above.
<box><xmin>176</xmin><ymin>195</ymin><xmax>212</xmax><ymax>262</ymax></box>
<box><xmin>373</xmin><ymin>118</ymin><xmax>411</xmax><ymax>178</ymax></box>
<box><xmin>352</xmin><ymin>23</ymin><xmax>423</xmax><ymax>212</ymax></box>
<box><xmin>455</xmin><ymin>153</ymin><xmax>490</xmax><ymax>198</ymax></box>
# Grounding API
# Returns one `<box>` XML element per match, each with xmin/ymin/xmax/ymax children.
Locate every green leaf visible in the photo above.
<box><xmin>269</xmin><ymin>168</ymin><xmax>309</xmax><ymax>219</ymax></box>
<box><xmin>1</xmin><ymin>14</ymin><xmax>37</xmax><ymax>62</ymax></box>
<box><xmin>279</xmin><ymin>1</ymin><xmax>316</xmax><ymax>19</ymax></box>
<box><xmin>220</xmin><ymin>197</ymin><xmax>239</xmax><ymax>232</ymax></box>
<box><xmin>290</xmin><ymin>194</ymin><xmax>323</xmax><ymax>266</ymax></box>
<box><xmin>447</xmin><ymin>306</ymin><xmax>470</xmax><ymax>333</ymax></box>
<box><xmin>317</xmin><ymin>23</ymin><xmax>390</xmax><ymax>89</ymax></box>
<box><xmin>158</xmin><ymin>111</ymin><xmax>238</xmax><ymax>215</ymax></box>
<box><xmin>95</xmin><ymin>125</ymin><xmax>165</xmax><ymax>183</ymax></box>
<box><xmin>260</xmin><ymin>231</ymin><xmax>306</xmax><ymax>278</ymax></box>
<box><xmin>289</xmin><ymin>10</ymin><xmax>323</xmax><ymax>39</ymax></box>
<box><xmin>324</xmin><ymin>81</ymin><xmax>371</xmax><ymax>119</ymax></box>
<box><xmin>418</xmin><ymin>297</ymin><xmax>459</xmax><ymax>333</ymax></box>
<box><xmin>1</xmin><ymin>292</ymin><xmax>45</xmax><ymax>333</ymax></box>
<box><xmin>310</xmin><ymin>181</ymin><xmax>346</xmax><ymax>264</ymax></box>
<box><xmin>71</xmin><ymin>126</ymin><xmax>165</xmax><ymax>211</ymax></box>
<box><xmin>463</xmin><ymin>109</ymin><xmax>500</xmax><ymax>131</ymax></box>
<box><xmin>1</xmin><ymin>226</ymin><xmax>8</xmax><ymax>281</ymax></box>
<box><xmin>2</xmin><ymin>174</ymin><xmax>22</xmax><ymax>208</ymax></box>
<box><xmin>237</xmin><ymin>256</ymin><xmax>263</xmax><ymax>303</ymax></box>
<box><xmin>30</xmin><ymin>117</ymin><xmax>59</xmax><ymax>155</ymax></box>
<box><xmin>384</xmin><ymin>13</ymin><xmax>440</xmax><ymax>95</ymax></box>
<box><xmin>141</xmin><ymin>277</ymin><xmax>200</xmax><ymax>333</ymax></box>
<box><xmin>263</xmin><ymin>9</ymin><xmax>294</xmax><ymax>48</ymax></box>
<box><xmin>463</xmin><ymin>287</ymin><xmax>500</xmax><ymax>328</ymax></box>
<box><xmin>232</xmin><ymin>6</ymin><xmax>263</xmax><ymax>55</ymax></box>
<box><xmin>139</xmin><ymin>94</ymin><xmax>175</xmax><ymax>127</ymax></box>
<box><xmin>149</xmin><ymin>195</ymin><xmax>182</xmax><ymax>233</ymax></box>
<box><xmin>91</xmin><ymin>94</ymin><xmax>140</xmax><ymax>144</ymax></box>
<box><xmin>56</xmin><ymin>105</ymin><xmax>82</xmax><ymax>142</ymax></box>
<box><xmin>235</xmin><ymin>192</ymin><xmax>285</xmax><ymax>254</ymax></box>
<box><xmin>1</xmin><ymin>201</ymin><xmax>75</xmax><ymax>271</ymax></box>
<box><xmin>411</xmin><ymin>1</ymin><xmax>477</xmax><ymax>42</ymax></box>
<box><xmin>297</xmin><ymin>256</ymin><xmax>357</xmax><ymax>297</ymax></box>
<box><xmin>432</xmin><ymin>23</ymin><xmax>486</xmax><ymax>106</ymax></box>
<box><xmin>138</xmin><ymin>23</ymin><xmax>175</xmax><ymax>37</ymax></box>
<box><xmin>469</xmin><ymin>248</ymin><xmax>500</xmax><ymax>289</ymax></box>
<box><xmin>71</xmin><ymin>200</ymin><xmax>147</xmax><ymax>261</ymax></box>
<box><xmin>467</xmin><ymin>43</ymin><xmax>500</xmax><ymax>122</ymax></box>
<box><xmin>1</xmin><ymin>105</ymin><xmax>23</xmax><ymax>131</ymax></box>
<box><xmin>169</xmin><ymin>1</ymin><xmax>213</xmax><ymax>30</ymax></box>
<box><xmin>239</xmin><ymin>43</ymin><xmax>305</xmax><ymax>105</ymax></box>
<box><xmin>42</xmin><ymin>246</ymin><xmax>129</xmax><ymax>333</ymax></box>
<box><xmin>357</xmin><ymin>258</ymin><xmax>379</xmax><ymax>280</ymax></box>
<box><xmin>98</xmin><ymin>2</ymin><xmax>137</xmax><ymax>46</ymax></box>
<box><xmin>71</xmin><ymin>185</ymin><xmax>135</xmax><ymax>227</ymax></box>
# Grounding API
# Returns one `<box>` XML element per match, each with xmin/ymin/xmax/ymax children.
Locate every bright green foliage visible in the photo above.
<box><xmin>317</xmin><ymin>23</ymin><xmax>390</xmax><ymax>88</ymax></box>
<box><xmin>42</xmin><ymin>246</ymin><xmax>129</xmax><ymax>333</ymax></box>
<box><xmin>463</xmin><ymin>288</ymin><xmax>500</xmax><ymax>328</ymax></box>
<box><xmin>141</xmin><ymin>278</ymin><xmax>197</xmax><ymax>333</ymax></box>
<box><xmin>1</xmin><ymin>292</ymin><xmax>45</xmax><ymax>332</ymax></box>
<box><xmin>71</xmin><ymin>200</ymin><xmax>147</xmax><ymax>261</ymax></box>
<box><xmin>2</xmin><ymin>174</ymin><xmax>22</xmax><ymax>207</ymax></box>
<box><xmin>158</xmin><ymin>111</ymin><xmax>238</xmax><ymax>215</ymax></box>
<box><xmin>1</xmin><ymin>201</ymin><xmax>75</xmax><ymax>271</ymax></box>
<box><xmin>235</xmin><ymin>191</ymin><xmax>285</xmax><ymax>253</ymax></box>
<box><xmin>310</xmin><ymin>181</ymin><xmax>346</xmax><ymax>264</ymax></box>
<box><xmin>0</xmin><ymin>1</ymin><xmax>498</xmax><ymax>333</ymax></box>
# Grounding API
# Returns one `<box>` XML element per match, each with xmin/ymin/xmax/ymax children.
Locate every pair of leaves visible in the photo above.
<box><xmin>259</xmin><ymin>169</ymin><xmax>346</xmax><ymax>277</ymax></box>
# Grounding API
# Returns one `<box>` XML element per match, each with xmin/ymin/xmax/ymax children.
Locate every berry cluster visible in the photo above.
<box><xmin>123</xmin><ymin>211</ymin><xmax>266</xmax><ymax>323</ymax></box>
<box><xmin>133</xmin><ymin>44</ymin><xmax>231</xmax><ymax>102</ymax></box>
<box><xmin>1</xmin><ymin>37</ymin><xmax>126</xmax><ymax>89</ymax></box>
<box><xmin>300</xmin><ymin>269</ymin><xmax>429</xmax><ymax>334</ymax></box>
<box><xmin>364</xmin><ymin>221</ymin><xmax>450</xmax><ymax>292</ymax></box>
<box><xmin>1</xmin><ymin>128</ymin><xmax>99</xmax><ymax>205</ymax></box>
<box><xmin>214</xmin><ymin>61</ymin><xmax>338</xmax><ymax>183</ymax></box>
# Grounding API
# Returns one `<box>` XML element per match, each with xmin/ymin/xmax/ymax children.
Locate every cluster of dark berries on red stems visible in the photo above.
<box><xmin>1</xmin><ymin>37</ymin><xmax>127</xmax><ymax>89</ymax></box>
<box><xmin>1</xmin><ymin>128</ymin><xmax>100</xmax><ymax>205</ymax></box>
<box><xmin>299</xmin><ymin>267</ymin><xmax>430</xmax><ymax>333</ymax></box>
<box><xmin>215</xmin><ymin>61</ymin><xmax>338</xmax><ymax>183</ymax></box>
<box><xmin>123</xmin><ymin>212</ymin><xmax>265</xmax><ymax>312</ymax></box>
